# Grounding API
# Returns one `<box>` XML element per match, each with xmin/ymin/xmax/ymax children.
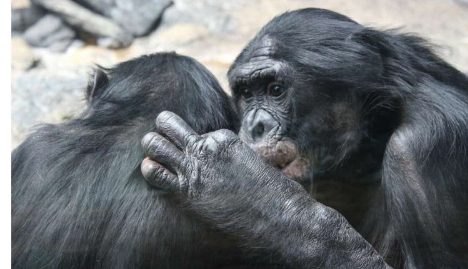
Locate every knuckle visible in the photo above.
<box><xmin>210</xmin><ymin>129</ymin><xmax>240</xmax><ymax>150</ymax></box>
<box><xmin>202</xmin><ymin>137</ymin><xmax>219</xmax><ymax>154</ymax></box>
<box><xmin>189</xmin><ymin>130</ymin><xmax>241</xmax><ymax>160</ymax></box>
<box><xmin>185</xmin><ymin>133</ymin><xmax>198</xmax><ymax>144</ymax></box>
<box><xmin>215</xmin><ymin>129</ymin><xmax>238</xmax><ymax>140</ymax></box>
<box><xmin>185</xmin><ymin>134</ymin><xmax>201</xmax><ymax>153</ymax></box>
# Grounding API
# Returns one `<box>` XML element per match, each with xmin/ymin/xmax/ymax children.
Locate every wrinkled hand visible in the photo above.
<box><xmin>141</xmin><ymin>111</ymin><xmax>306</xmax><ymax>205</ymax></box>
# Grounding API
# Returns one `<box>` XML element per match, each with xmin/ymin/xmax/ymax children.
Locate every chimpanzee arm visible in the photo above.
<box><xmin>140</xmin><ymin>111</ymin><xmax>392</xmax><ymax>269</ymax></box>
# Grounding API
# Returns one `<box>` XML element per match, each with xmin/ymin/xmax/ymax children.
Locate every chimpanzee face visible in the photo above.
<box><xmin>228</xmin><ymin>36</ymin><xmax>364</xmax><ymax>183</ymax></box>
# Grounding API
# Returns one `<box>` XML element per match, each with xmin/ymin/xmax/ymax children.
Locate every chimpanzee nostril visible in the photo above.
<box><xmin>243</xmin><ymin>109</ymin><xmax>278</xmax><ymax>142</ymax></box>
<box><xmin>251</xmin><ymin>122</ymin><xmax>265</xmax><ymax>141</ymax></box>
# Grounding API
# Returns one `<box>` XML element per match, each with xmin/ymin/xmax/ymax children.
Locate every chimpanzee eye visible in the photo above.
<box><xmin>268</xmin><ymin>82</ymin><xmax>286</xmax><ymax>97</ymax></box>
<box><xmin>240</xmin><ymin>87</ymin><xmax>253</xmax><ymax>100</ymax></box>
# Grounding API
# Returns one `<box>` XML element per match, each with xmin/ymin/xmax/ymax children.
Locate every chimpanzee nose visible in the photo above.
<box><xmin>251</xmin><ymin>122</ymin><xmax>265</xmax><ymax>140</ymax></box>
<box><xmin>244</xmin><ymin>109</ymin><xmax>278</xmax><ymax>142</ymax></box>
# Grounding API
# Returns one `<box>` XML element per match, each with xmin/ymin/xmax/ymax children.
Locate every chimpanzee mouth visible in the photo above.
<box><xmin>249</xmin><ymin>140</ymin><xmax>310</xmax><ymax>183</ymax></box>
<box><xmin>281</xmin><ymin>157</ymin><xmax>310</xmax><ymax>183</ymax></box>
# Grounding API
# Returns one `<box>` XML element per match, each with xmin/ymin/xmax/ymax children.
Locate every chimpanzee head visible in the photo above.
<box><xmin>228</xmin><ymin>9</ymin><xmax>398</xmax><ymax>183</ymax></box>
<box><xmin>86</xmin><ymin>52</ymin><xmax>238</xmax><ymax>134</ymax></box>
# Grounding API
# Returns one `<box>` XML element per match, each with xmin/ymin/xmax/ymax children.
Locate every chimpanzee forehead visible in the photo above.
<box><xmin>228</xmin><ymin>36</ymin><xmax>280</xmax><ymax>81</ymax></box>
<box><xmin>247</xmin><ymin>35</ymin><xmax>277</xmax><ymax>58</ymax></box>
<box><xmin>228</xmin><ymin>57</ymin><xmax>285</xmax><ymax>85</ymax></box>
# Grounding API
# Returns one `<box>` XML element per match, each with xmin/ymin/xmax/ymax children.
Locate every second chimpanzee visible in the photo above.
<box><xmin>141</xmin><ymin>8</ymin><xmax>468</xmax><ymax>269</ymax></box>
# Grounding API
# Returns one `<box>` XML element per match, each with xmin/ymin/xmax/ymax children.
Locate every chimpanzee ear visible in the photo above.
<box><xmin>86</xmin><ymin>67</ymin><xmax>109</xmax><ymax>103</ymax></box>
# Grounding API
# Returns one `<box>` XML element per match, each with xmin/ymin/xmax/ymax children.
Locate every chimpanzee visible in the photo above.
<box><xmin>141</xmin><ymin>8</ymin><xmax>468</xmax><ymax>269</ymax></box>
<box><xmin>11</xmin><ymin>53</ymin><xmax>248</xmax><ymax>269</ymax></box>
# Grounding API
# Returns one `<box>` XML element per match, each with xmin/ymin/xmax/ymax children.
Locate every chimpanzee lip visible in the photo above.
<box><xmin>254</xmin><ymin>140</ymin><xmax>297</xmax><ymax>168</ymax></box>
<box><xmin>281</xmin><ymin>156</ymin><xmax>310</xmax><ymax>183</ymax></box>
<box><xmin>248</xmin><ymin>139</ymin><xmax>310</xmax><ymax>182</ymax></box>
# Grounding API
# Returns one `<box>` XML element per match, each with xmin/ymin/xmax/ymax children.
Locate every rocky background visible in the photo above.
<box><xmin>11</xmin><ymin>0</ymin><xmax>468</xmax><ymax>149</ymax></box>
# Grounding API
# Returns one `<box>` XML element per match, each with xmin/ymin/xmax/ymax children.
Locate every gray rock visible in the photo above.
<box><xmin>75</xmin><ymin>0</ymin><xmax>173</xmax><ymax>36</ymax></box>
<box><xmin>160</xmin><ymin>0</ymin><xmax>234</xmax><ymax>34</ymax></box>
<box><xmin>24</xmin><ymin>14</ymin><xmax>76</xmax><ymax>52</ymax></box>
<box><xmin>455</xmin><ymin>0</ymin><xmax>468</xmax><ymax>7</ymax></box>
<box><xmin>11</xmin><ymin>68</ymin><xmax>88</xmax><ymax>149</ymax></box>
<box><xmin>31</xmin><ymin>0</ymin><xmax>133</xmax><ymax>48</ymax></box>
<box><xmin>11</xmin><ymin>5</ymin><xmax>45</xmax><ymax>33</ymax></box>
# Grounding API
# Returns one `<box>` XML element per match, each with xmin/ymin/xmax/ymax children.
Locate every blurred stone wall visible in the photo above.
<box><xmin>11</xmin><ymin>0</ymin><xmax>468</xmax><ymax>149</ymax></box>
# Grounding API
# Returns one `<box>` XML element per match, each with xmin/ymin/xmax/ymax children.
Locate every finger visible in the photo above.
<box><xmin>156</xmin><ymin>111</ymin><xmax>200</xmax><ymax>151</ymax></box>
<box><xmin>141</xmin><ymin>158</ymin><xmax>179</xmax><ymax>192</ymax></box>
<box><xmin>196</xmin><ymin>130</ymin><xmax>238</xmax><ymax>154</ymax></box>
<box><xmin>208</xmin><ymin>129</ymin><xmax>238</xmax><ymax>144</ymax></box>
<box><xmin>141</xmin><ymin>132</ymin><xmax>185</xmax><ymax>174</ymax></box>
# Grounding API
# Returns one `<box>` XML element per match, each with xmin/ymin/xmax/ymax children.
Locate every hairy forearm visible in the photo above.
<box><xmin>191</xmin><ymin>165</ymin><xmax>391</xmax><ymax>269</ymax></box>
<box><xmin>252</xmin><ymin>195</ymin><xmax>390</xmax><ymax>269</ymax></box>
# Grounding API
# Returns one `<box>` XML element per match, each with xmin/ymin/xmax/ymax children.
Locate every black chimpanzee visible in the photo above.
<box><xmin>11</xmin><ymin>53</ymin><xmax>248</xmax><ymax>269</ymax></box>
<box><xmin>141</xmin><ymin>8</ymin><xmax>468</xmax><ymax>269</ymax></box>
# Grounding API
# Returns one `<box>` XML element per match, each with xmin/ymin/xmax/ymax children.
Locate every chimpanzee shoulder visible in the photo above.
<box><xmin>12</xmin><ymin>52</ymin><xmax>244</xmax><ymax>269</ymax></box>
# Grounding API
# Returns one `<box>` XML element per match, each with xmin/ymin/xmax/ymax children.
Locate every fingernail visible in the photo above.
<box><xmin>141</xmin><ymin>158</ymin><xmax>156</xmax><ymax>176</ymax></box>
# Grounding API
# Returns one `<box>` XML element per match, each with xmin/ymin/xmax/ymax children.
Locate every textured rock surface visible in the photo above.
<box><xmin>31</xmin><ymin>0</ymin><xmax>133</xmax><ymax>48</ymax></box>
<box><xmin>11</xmin><ymin>0</ymin><xmax>468</xmax><ymax>148</ymax></box>
<box><xmin>24</xmin><ymin>14</ymin><xmax>76</xmax><ymax>52</ymax></box>
<box><xmin>11</xmin><ymin>4</ymin><xmax>45</xmax><ymax>33</ymax></box>
<box><xmin>11</xmin><ymin>68</ymin><xmax>88</xmax><ymax>149</ymax></box>
<box><xmin>76</xmin><ymin>0</ymin><xmax>173</xmax><ymax>36</ymax></box>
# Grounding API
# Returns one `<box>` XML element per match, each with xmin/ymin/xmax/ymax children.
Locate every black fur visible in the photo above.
<box><xmin>12</xmin><ymin>9</ymin><xmax>468</xmax><ymax>269</ymax></box>
<box><xmin>12</xmin><ymin>53</ymin><xmax>242</xmax><ymax>269</ymax></box>
<box><xmin>229</xmin><ymin>9</ymin><xmax>468</xmax><ymax>268</ymax></box>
